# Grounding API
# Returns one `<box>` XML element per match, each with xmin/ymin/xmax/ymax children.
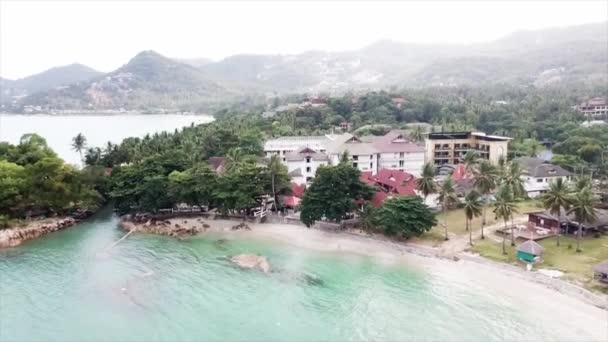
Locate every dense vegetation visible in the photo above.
<box><xmin>299</xmin><ymin>161</ymin><xmax>375</xmax><ymax>227</ymax></box>
<box><xmin>83</xmin><ymin>119</ymin><xmax>289</xmax><ymax>214</ymax></box>
<box><xmin>217</xmin><ymin>84</ymin><xmax>607</xmax><ymax>176</ymax></box>
<box><xmin>0</xmin><ymin>134</ymin><xmax>106</xmax><ymax>225</ymax></box>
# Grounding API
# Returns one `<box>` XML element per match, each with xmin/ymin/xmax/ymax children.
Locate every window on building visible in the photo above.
<box><xmin>353</xmin><ymin>162</ymin><xmax>358</xmax><ymax>168</ymax></box>
<box><xmin>306</xmin><ymin>177</ymin><xmax>312</xmax><ymax>182</ymax></box>
<box><xmin>399</xmin><ymin>152</ymin><xmax>404</xmax><ymax>158</ymax></box>
<box><xmin>306</xmin><ymin>167</ymin><xmax>311</xmax><ymax>173</ymax></box>
<box><xmin>435</xmin><ymin>144</ymin><xmax>440</xmax><ymax>149</ymax></box>
<box><xmin>306</xmin><ymin>157</ymin><xmax>311</xmax><ymax>163</ymax></box>
<box><xmin>353</xmin><ymin>155</ymin><xmax>358</xmax><ymax>161</ymax></box>
<box><xmin>370</xmin><ymin>162</ymin><xmax>373</xmax><ymax>169</ymax></box>
<box><xmin>537</xmin><ymin>178</ymin><xmax>543</xmax><ymax>183</ymax></box>
<box><xmin>370</xmin><ymin>155</ymin><xmax>373</xmax><ymax>160</ymax></box>
<box><xmin>399</xmin><ymin>160</ymin><xmax>404</xmax><ymax>167</ymax></box>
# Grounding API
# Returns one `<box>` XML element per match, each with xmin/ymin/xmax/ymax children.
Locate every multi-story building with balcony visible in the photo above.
<box><xmin>578</xmin><ymin>97</ymin><xmax>608</xmax><ymax>120</ymax></box>
<box><xmin>424</xmin><ymin>131</ymin><xmax>511</xmax><ymax>165</ymax></box>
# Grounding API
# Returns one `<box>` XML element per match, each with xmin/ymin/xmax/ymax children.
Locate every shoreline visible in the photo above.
<box><xmin>122</xmin><ymin>216</ymin><xmax>608</xmax><ymax>311</ymax></box>
<box><xmin>0</xmin><ymin>216</ymin><xmax>80</xmax><ymax>248</ymax></box>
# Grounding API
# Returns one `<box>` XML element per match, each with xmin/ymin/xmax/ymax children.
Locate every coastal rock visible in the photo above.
<box><xmin>0</xmin><ymin>217</ymin><xmax>78</xmax><ymax>248</ymax></box>
<box><xmin>231</xmin><ymin>222</ymin><xmax>251</xmax><ymax>231</ymax></box>
<box><xmin>230</xmin><ymin>254</ymin><xmax>270</xmax><ymax>273</ymax></box>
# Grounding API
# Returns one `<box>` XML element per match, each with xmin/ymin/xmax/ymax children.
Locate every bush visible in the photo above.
<box><xmin>374</xmin><ymin>196</ymin><xmax>437</xmax><ymax>238</ymax></box>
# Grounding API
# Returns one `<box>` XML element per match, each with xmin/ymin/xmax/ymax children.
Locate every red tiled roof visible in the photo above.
<box><xmin>360</xmin><ymin>171</ymin><xmax>374</xmax><ymax>185</ymax></box>
<box><xmin>282</xmin><ymin>196</ymin><xmax>302</xmax><ymax>207</ymax></box>
<box><xmin>451</xmin><ymin>164</ymin><xmax>467</xmax><ymax>181</ymax></box>
<box><xmin>291</xmin><ymin>182</ymin><xmax>306</xmax><ymax>197</ymax></box>
<box><xmin>371</xmin><ymin>191</ymin><xmax>390</xmax><ymax>208</ymax></box>
<box><xmin>374</xmin><ymin>169</ymin><xmax>417</xmax><ymax>196</ymax></box>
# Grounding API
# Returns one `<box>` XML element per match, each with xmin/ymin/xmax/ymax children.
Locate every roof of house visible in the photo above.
<box><xmin>427</xmin><ymin>131</ymin><xmax>511</xmax><ymax>142</ymax></box>
<box><xmin>529</xmin><ymin>209</ymin><xmax>608</xmax><ymax>228</ymax></box>
<box><xmin>328</xmin><ymin>135</ymin><xmax>378</xmax><ymax>156</ymax></box>
<box><xmin>284</xmin><ymin>146</ymin><xmax>329</xmax><ymax>162</ymax></box>
<box><xmin>208</xmin><ymin>157</ymin><xmax>226</xmax><ymax>173</ymax></box>
<box><xmin>517</xmin><ymin>240</ymin><xmax>545</xmax><ymax>255</ymax></box>
<box><xmin>291</xmin><ymin>182</ymin><xmax>306</xmax><ymax>197</ymax></box>
<box><xmin>582</xmin><ymin>97</ymin><xmax>606</xmax><ymax>107</ymax></box>
<box><xmin>288</xmin><ymin>168</ymin><xmax>303</xmax><ymax>177</ymax></box>
<box><xmin>593</xmin><ymin>260</ymin><xmax>608</xmax><ymax>274</ymax></box>
<box><xmin>361</xmin><ymin>169</ymin><xmax>417</xmax><ymax>198</ymax></box>
<box><xmin>514</xmin><ymin>157</ymin><xmax>572</xmax><ymax>178</ymax></box>
<box><xmin>371</xmin><ymin>191</ymin><xmax>390</xmax><ymax>208</ymax></box>
<box><xmin>372</xmin><ymin>130</ymin><xmax>425</xmax><ymax>153</ymax></box>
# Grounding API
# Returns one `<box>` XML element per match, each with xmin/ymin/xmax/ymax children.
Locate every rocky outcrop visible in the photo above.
<box><xmin>0</xmin><ymin>217</ymin><xmax>77</xmax><ymax>248</ymax></box>
<box><xmin>120</xmin><ymin>218</ymin><xmax>203</xmax><ymax>237</ymax></box>
<box><xmin>231</xmin><ymin>222</ymin><xmax>251</xmax><ymax>231</ymax></box>
<box><xmin>230</xmin><ymin>254</ymin><xmax>270</xmax><ymax>273</ymax></box>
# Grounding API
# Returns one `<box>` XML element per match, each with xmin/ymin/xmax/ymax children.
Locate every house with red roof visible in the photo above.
<box><xmin>361</xmin><ymin>169</ymin><xmax>418</xmax><ymax>207</ymax></box>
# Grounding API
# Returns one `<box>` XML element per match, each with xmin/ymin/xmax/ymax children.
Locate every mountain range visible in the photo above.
<box><xmin>2</xmin><ymin>21</ymin><xmax>606</xmax><ymax>112</ymax></box>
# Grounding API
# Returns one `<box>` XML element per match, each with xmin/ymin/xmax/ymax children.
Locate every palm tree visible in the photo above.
<box><xmin>493</xmin><ymin>186</ymin><xmax>518</xmax><ymax>255</ymax></box>
<box><xmin>437</xmin><ymin>176</ymin><xmax>459</xmax><ymax>241</ymax></box>
<box><xmin>462</xmin><ymin>150</ymin><xmax>480</xmax><ymax>176</ymax></box>
<box><xmin>417</xmin><ymin>163</ymin><xmax>437</xmax><ymax>203</ymax></box>
<box><xmin>541</xmin><ymin>178</ymin><xmax>571</xmax><ymax>247</ymax></box>
<box><xmin>502</xmin><ymin>161</ymin><xmax>526</xmax><ymax>246</ymax></box>
<box><xmin>568</xmin><ymin>187</ymin><xmax>598</xmax><ymax>253</ymax></box>
<box><xmin>267</xmin><ymin>154</ymin><xmax>284</xmax><ymax>211</ymax></box>
<box><xmin>71</xmin><ymin>133</ymin><xmax>87</xmax><ymax>161</ymax></box>
<box><xmin>473</xmin><ymin>160</ymin><xmax>499</xmax><ymax>239</ymax></box>
<box><xmin>573</xmin><ymin>176</ymin><xmax>592</xmax><ymax>192</ymax></box>
<box><xmin>463</xmin><ymin>190</ymin><xmax>483</xmax><ymax>246</ymax></box>
<box><xmin>225</xmin><ymin>147</ymin><xmax>244</xmax><ymax>172</ymax></box>
<box><xmin>409</xmin><ymin>126</ymin><xmax>424</xmax><ymax>142</ymax></box>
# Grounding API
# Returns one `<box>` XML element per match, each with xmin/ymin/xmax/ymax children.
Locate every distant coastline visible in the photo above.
<box><xmin>0</xmin><ymin>111</ymin><xmax>212</xmax><ymax>116</ymax></box>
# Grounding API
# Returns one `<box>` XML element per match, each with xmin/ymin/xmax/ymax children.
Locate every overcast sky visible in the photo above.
<box><xmin>1</xmin><ymin>0</ymin><xmax>606</xmax><ymax>79</ymax></box>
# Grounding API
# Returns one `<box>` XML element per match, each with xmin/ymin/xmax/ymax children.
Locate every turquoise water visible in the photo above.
<box><xmin>0</xmin><ymin>208</ymin><xmax>603</xmax><ymax>341</ymax></box>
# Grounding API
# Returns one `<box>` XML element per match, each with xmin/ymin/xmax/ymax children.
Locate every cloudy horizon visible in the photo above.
<box><xmin>1</xmin><ymin>0</ymin><xmax>606</xmax><ymax>79</ymax></box>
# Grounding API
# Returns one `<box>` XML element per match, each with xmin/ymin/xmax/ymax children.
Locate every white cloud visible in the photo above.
<box><xmin>1</xmin><ymin>0</ymin><xmax>606</xmax><ymax>79</ymax></box>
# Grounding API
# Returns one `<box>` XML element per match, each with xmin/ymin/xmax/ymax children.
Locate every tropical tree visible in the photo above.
<box><xmin>267</xmin><ymin>154</ymin><xmax>288</xmax><ymax>210</ymax></box>
<box><xmin>374</xmin><ymin>196</ymin><xmax>437</xmax><ymax>238</ymax></box>
<box><xmin>72</xmin><ymin>133</ymin><xmax>87</xmax><ymax>161</ymax></box>
<box><xmin>493</xmin><ymin>186</ymin><xmax>518</xmax><ymax>255</ymax></box>
<box><xmin>501</xmin><ymin>161</ymin><xmax>526</xmax><ymax>245</ymax></box>
<box><xmin>416</xmin><ymin>162</ymin><xmax>437</xmax><ymax>202</ymax></box>
<box><xmin>437</xmin><ymin>176</ymin><xmax>459</xmax><ymax>240</ymax></box>
<box><xmin>568</xmin><ymin>187</ymin><xmax>598</xmax><ymax>253</ymax></box>
<box><xmin>300</xmin><ymin>163</ymin><xmax>374</xmax><ymax>227</ymax></box>
<box><xmin>573</xmin><ymin>176</ymin><xmax>592</xmax><ymax>192</ymax></box>
<box><xmin>473</xmin><ymin>160</ymin><xmax>499</xmax><ymax>239</ymax></box>
<box><xmin>409</xmin><ymin>126</ymin><xmax>425</xmax><ymax>142</ymax></box>
<box><xmin>225</xmin><ymin>147</ymin><xmax>244</xmax><ymax>172</ymax></box>
<box><xmin>541</xmin><ymin>178</ymin><xmax>571</xmax><ymax>247</ymax></box>
<box><xmin>463</xmin><ymin>190</ymin><xmax>483</xmax><ymax>246</ymax></box>
<box><xmin>462</xmin><ymin>150</ymin><xmax>480</xmax><ymax>175</ymax></box>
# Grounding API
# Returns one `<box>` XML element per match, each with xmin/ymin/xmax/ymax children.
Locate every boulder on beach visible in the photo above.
<box><xmin>230</xmin><ymin>254</ymin><xmax>270</xmax><ymax>273</ymax></box>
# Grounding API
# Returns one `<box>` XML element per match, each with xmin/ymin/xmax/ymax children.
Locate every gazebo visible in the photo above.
<box><xmin>516</xmin><ymin>240</ymin><xmax>545</xmax><ymax>263</ymax></box>
<box><xmin>593</xmin><ymin>260</ymin><xmax>608</xmax><ymax>284</ymax></box>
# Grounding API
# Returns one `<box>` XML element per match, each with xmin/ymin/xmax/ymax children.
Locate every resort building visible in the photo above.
<box><xmin>326</xmin><ymin>134</ymin><xmax>379</xmax><ymax>174</ymax></box>
<box><xmin>265</xmin><ymin>131</ymin><xmax>426</xmax><ymax>181</ymax></box>
<box><xmin>371</xmin><ymin>131</ymin><xmax>425</xmax><ymax>177</ymax></box>
<box><xmin>424</xmin><ymin>131</ymin><xmax>511</xmax><ymax>165</ymax></box>
<box><xmin>578</xmin><ymin>97</ymin><xmax>608</xmax><ymax>120</ymax></box>
<box><xmin>514</xmin><ymin>157</ymin><xmax>572</xmax><ymax>198</ymax></box>
<box><xmin>527</xmin><ymin>209</ymin><xmax>608</xmax><ymax>236</ymax></box>
<box><xmin>283</xmin><ymin>146</ymin><xmax>330</xmax><ymax>185</ymax></box>
<box><xmin>264</xmin><ymin>136</ymin><xmax>330</xmax><ymax>160</ymax></box>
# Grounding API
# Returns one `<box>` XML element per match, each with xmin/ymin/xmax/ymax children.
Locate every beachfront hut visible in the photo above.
<box><xmin>516</xmin><ymin>240</ymin><xmax>545</xmax><ymax>263</ymax></box>
<box><xmin>593</xmin><ymin>260</ymin><xmax>608</xmax><ymax>284</ymax></box>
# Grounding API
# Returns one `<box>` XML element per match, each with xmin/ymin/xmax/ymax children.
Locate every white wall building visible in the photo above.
<box><xmin>284</xmin><ymin>147</ymin><xmax>330</xmax><ymax>185</ymax></box>
<box><xmin>326</xmin><ymin>134</ymin><xmax>379</xmax><ymax>174</ymax></box>
<box><xmin>515</xmin><ymin>157</ymin><xmax>573</xmax><ymax>198</ymax></box>
<box><xmin>372</xmin><ymin>131</ymin><xmax>425</xmax><ymax>177</ymax></box>
<box><xmin>264</xmin><ymin>136</ymin><xmax>330</xmax><ymax>160</ymax></box>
